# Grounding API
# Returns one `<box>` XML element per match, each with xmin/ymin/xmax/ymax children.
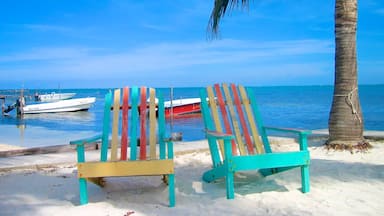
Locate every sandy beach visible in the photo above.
<box><xmin>0</xmin><ymin>136</ymin><xmax>383</xmax><ymax>216</ymax></box>
<box><xmin>0</xmin><ymin>143</ymin><xmax>25</xmax><ymax>151</ymax></box>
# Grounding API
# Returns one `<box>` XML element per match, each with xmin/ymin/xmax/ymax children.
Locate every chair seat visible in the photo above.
<box><xmin>77</xmin><ymin>159</ymin><xmax>174</xmax><ymax>178</ymax></box>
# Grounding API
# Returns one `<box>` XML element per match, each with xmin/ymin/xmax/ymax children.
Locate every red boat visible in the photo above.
<box><xmin>164</xmin><ymin>98</ymin><xmax>201</xmax><ymax>118</ymax></box>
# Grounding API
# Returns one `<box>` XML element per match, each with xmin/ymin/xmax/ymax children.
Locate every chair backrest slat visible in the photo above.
<box><xmin>101</xmin><ymin>91</ymin><xmax>112</xmax><ymax>162</ymax></box>
<box><xmin>149</xmin><ymin>88</ymin><xmax>157</xmax><ymax>160</ymax></box>
<box><xmin>121</xmin><ymin>87</ymin><xmax>129</xmax><ymax>160</ymax></box>
<box><xmin>200</xmin><ymin>83</ymin><xmax>269</xmax><ymax>163</ymax></box>
<box><xmin>230</xmin><ymin>84</ymin><xmax>255</xmax><ymax>154</ymax></box>
<box><xmin>238</xmin><ymin>86</ymin><xmax>264</xmax><ymax>154</ymax></box>
<box><xmin>139</xmin><ymin>87</ymin><xmax>147</xmax><ymax>160</ymax></box>
<box><xmin>111</xmin><ymin>89</ymin><xmax>121</xmax><ymax>161</ymax></box>
<box><xmin>206</xmin><ymin>86</ymin><xmax>225</xmax><ymax>159</ymax></box>
<box><xmin>200</xmin><ymin>89</ymin><xmax>222</xmax><ymax>166</ymax></box>
<box><xmin>222</xmin><ymin>83</ymin><xmax>246</xmax><ymax>155</ymax></box>
<box><xmin>157</xmin><ymin>93</ymin><xmax>166</xmax><ymax>159</ymax></box>
<box><xmin>98</xmin><ymin>86</ymin><xmax>169</xmax><ymax>162</ymax></box>
<box><xmin>214</xmin><ymin>84</ymin><xmax>238</xmax><ymax>155</ymax></box>
<box><xmin>130</xmin><ymin>87</ymin><xmax>139</xmax><ymax>160</ymax></box>
<box><xmin>247</xmin><ymin>87</ymin><xmax>272</xmax><ymax>153</ymax></box>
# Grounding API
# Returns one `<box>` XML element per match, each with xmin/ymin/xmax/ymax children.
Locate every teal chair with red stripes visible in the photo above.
<box><xmin>70</xmin><ymin>86</ymin><xmax>175</xmax><ymax>207</ymax></box>
<box><xmin>199</xmin><ymin>83</ymin><xmax>311</xmax><ymax>199</ymax></box>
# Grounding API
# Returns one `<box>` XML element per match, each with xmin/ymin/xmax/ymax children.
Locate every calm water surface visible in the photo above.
<box><xmin>0</xmin><ymin>85</ymin><xmax>383</xmax><ymax>147</ymax></box>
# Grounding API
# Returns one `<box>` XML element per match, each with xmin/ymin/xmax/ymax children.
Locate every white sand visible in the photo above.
<box><xmin>0</xmin><ymin>137</ymin><xmax>383</xmax><ymax>216</ymax></box>
<box><xmin>0</xmin><ymin>143</ymin><xmax>24</xmax><ymax>151</ymax></box>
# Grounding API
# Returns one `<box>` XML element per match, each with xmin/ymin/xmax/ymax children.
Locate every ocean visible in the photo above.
<box><xmin>1</xmin><ymin>85</ymin><xmax>383</xmax><ymax>148</ymax></box>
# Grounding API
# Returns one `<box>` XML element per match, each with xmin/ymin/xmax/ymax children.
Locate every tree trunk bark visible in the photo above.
<box><xmin>328</xmin><ymin>0</ymin><xmax>365</xmax><ymax>145</ymax></box>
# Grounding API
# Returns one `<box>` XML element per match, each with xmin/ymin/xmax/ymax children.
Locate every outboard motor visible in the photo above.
<box><xmin>15</xmin><ymin>96</ymin><xmax>25</xmax><ymax>116</ymax></box>
<box><xmin>34</xmin><ymin>92</ymin><xmax>40</xmax><ymax>101</ymax></box>
<box><xmin>2</xmin><ymin>103</ymin><xmax>15</xmax><ymax>114</ymax></box>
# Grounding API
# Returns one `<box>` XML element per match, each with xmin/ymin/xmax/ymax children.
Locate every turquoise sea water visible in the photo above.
<box><xmin>0</xmin><ymin>85</ymin><xmax>383</xmax><ymax>148</ymax></box>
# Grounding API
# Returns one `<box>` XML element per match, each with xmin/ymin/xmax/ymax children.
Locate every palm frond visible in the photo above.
<box><xmin>207</xmin><ymin>0</ymin><xmax>249</xmax><ymax>39</ymax></box>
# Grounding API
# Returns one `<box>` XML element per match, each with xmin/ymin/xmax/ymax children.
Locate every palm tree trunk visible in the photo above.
<box><xmin>328</xmin><ymin>0</ymin><xmax>365</xmax><ymax>145</ymax></box>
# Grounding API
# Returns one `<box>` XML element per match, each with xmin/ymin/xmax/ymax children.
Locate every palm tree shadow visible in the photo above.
<box><xmin>176</xmin><ymin>151</ymin><xmax>384</xmax><ymax>199</ymax></box>
<box><xmin>0</xmin><ymin>170</ymin><xmax>80</xmax><ymax>216</ymax></box>
<box><xmin>203</xmin><ymin>171</ymin><xmax>289</xmax><ymax>198</ymax></box>
<box><xmin>2</xmin><ymin>151</ymin><xmax>383</xmax><ymax>215</ymax></box>
<box><xmin>310</xmin><ymin>158</ymin><xmax>384</xmax><ymax>181</ymax></box>
<box><xmin>0</xmin><ymin>168</ymin><xmax>177</xmax><ymax>216</ymax></box>
<box><xmin>175</xmin><ymin>161</ymin><xmax>288</xmax><ymax>200</ymax></box>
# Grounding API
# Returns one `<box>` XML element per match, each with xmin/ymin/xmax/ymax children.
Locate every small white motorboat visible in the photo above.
<box><xmin>35</xmin><ymin>92</ymin><xmax>76</xmax><ymax>102</ymax></box>
<box><xmin>22</xmin><ymin>97</ymin><xmax>96</xmax><ymax>114</ymax></box>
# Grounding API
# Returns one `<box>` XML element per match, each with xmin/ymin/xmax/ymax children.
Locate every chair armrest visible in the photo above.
<box><xmin>263</xmin><ymin>126</ymin><xmax>311</xmax><ymax>151</ymax></box>
<box><xmin>70</xmin><ymin>134</ymin><xmax>102</xmax><ymax>146</ymax></box>
<box><xmin>70</xmin><ymin>134</ymin><xmax>102</xmax><ymax>163</ymax></box>
<box><xmin>205</xmin><ymin>130</ymin><xmax>235</xmax><ymax>141</ymax></box>
<box><xmin>263</xmin><ymin>126</ymin><xmax>311</xmax><ymax>135</ymax></box>
<box><xmin>204</xmin><ymin>130</ymin><xmax>235</xmax><ymax>165</ymax></box>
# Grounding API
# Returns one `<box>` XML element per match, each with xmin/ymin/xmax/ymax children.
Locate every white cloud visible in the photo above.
<box><xmin>0</xmin><ymin>39</ymin><xmax>333</xmax><ymax>86</ymax></box>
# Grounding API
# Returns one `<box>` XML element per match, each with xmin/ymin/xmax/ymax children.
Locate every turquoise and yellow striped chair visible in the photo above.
<box><xmin>70</xmin><ymin>86</ymin><xmax>175</xmax><ymax>207</ymax></box>
<box><xmin>200</xmin><ymin>83</ymin><xmax>311</xmax><ymax>199</ymax></box>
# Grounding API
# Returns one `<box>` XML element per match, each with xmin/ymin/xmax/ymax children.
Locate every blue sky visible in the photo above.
<box><xmin>0</xmin><ymin>0</ymin><xmax>383</xmax><ymax>89</ymax></box>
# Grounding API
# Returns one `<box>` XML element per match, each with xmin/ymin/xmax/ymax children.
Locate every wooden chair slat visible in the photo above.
<box><xmin>238</xmin><ymin>85</ymin><xmax>264</xmax><ymax>154</ymax></box>
<box><xmin>214</xmin><ymin>84</ymin><xmax>237</xmax><ymax>155</ymax></box>
<box><xmin>121</xmin><ymin>87</ymin><xmax>129</xmax><ymax>160</ymax></box>
<box><xmin>78</xmin><ymin>160</ymin><xmax>174</xmax><ymax>178</ymax></box>
<box><xmin>139</xmin><ymin>87</ymin><xmax>147</xmax><ymax>160</ymax></box>
<box><xmin>130</xmin><ymin>87</ymin><xmax>139</xmax><ymax>160</ymax></box>
<box><xmin>206</xmin><ymin>86</ymin><xmax>225</xmax><ymax>159</ymax></box>
<box><xmin>247</xmin><ymin>87</ymin><xmax>273</xmax><ymax>153</ymax></box>
<box><xmin>149</xmin><ymin>88</ymin><xmax>157</xmax><ymax>160</ymax></box>
<box><xmin>222</xmin><ymin>83</ymin><xmax>246</xmax><ymax>155</ymax></box>
<box><xmin>231</xmin><ymin>84</ymin><xmax>255</xmax><ymax>154</ymax></box>
<box><xmin>101</xmin><ymin>91</ymin><xmax>112</xmax><ymax>162</ymax></box>
<box><xmin>200</xmin><ymin>88</ymin><xmax>222</xmax><ymax>166</ymax></box>
<box><xmin>157</xmin><ymin>93</ymin><xmax>166</xmax><ymax>159</ymax></box>
<box><xmin>111</xmin><ymin>89</ymin><xmax>120</xmax><ymax>161</ymax></box>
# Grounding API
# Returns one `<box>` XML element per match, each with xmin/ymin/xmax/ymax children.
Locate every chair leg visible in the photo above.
<box><xmin>301</xmin><ymin>165</ymin><xmax>310</xmax><ymax>193</ymax></box>
<box><xmin>168</xmin><ymin>174</ymin><xmax>175</xmax><ymax>207</ymax></box>
<box><xmin>162</xmin><ymin>175</ymin><xmax>169</xmax><ymax>185</ymax></box>
<box><xmin>202</xmin><ymin>170</ymin><xmax>215</xmax><ymax>183</ymax></box>
<box><xmin>79</xmin><ymin>178</ymin><xmax>88</xmax><ymax>205</ymax></box>
<box><xmin>226</xmin><ymin>172</ymin><xmax>234</xmax><ymax>199</ymax></box>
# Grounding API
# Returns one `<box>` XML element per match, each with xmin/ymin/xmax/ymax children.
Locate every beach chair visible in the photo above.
<box><xmin>200</xmin><ymin>83</ymin><xmax>311</xmax><ymax>199</ymax></box>
<box><xmin>70</xmin><ymin>86</ymin><xmax>175</xmax><ymax>207</ymax></box>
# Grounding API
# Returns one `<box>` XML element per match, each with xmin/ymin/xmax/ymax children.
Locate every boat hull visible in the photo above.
<box><xmin>165</xmin><ymin>103</ymin><xmax>201</xmax><ymax>117</ymax></box>
<box><xmin>164</xmin><ymin>98</ymin><xmax>201</xmax><ymax>118</ymax></box>
<box><xmin>22</xmin><ymin>97</ymin><xmax>96</xmax><ymax>114</ymax></box>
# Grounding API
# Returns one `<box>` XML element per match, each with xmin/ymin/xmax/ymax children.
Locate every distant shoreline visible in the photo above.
<box><xmin>0</xmin><ymin>83</ymin><xmax>383</xmax><ymax>91</ymax></box>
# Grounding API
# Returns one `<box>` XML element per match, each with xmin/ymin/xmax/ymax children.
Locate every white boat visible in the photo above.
<box><xmin>22</xmin><ymin>97</ymin><xmax>96</xmax><ymax>114</ymax></box>
<box><xmin>35</xmin><ymin>92</ymin><xmax>76</xmax><ymax>102</ymax></box>
<box><xmin>164</xmin><ymin>98</ymin><xmax>201</xmax><ymax>108</ymax></box>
